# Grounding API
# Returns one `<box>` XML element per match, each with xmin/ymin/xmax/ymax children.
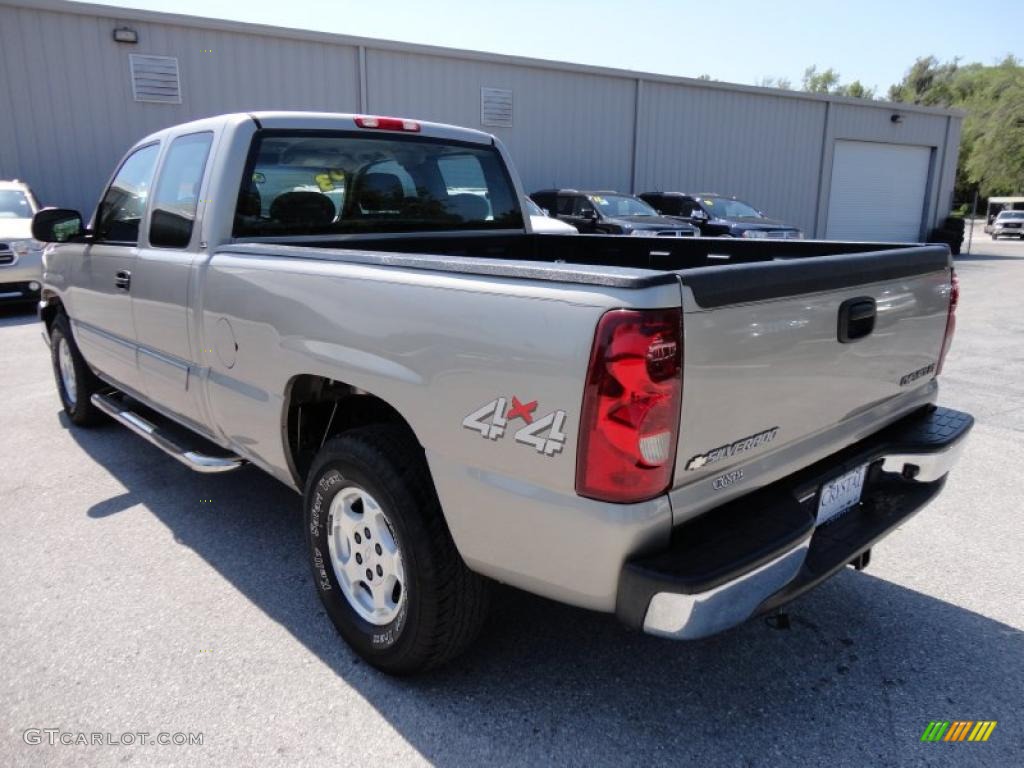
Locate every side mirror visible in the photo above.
<box><xmin>581</xmin><ymin>209</ymin><xmax>597</xmax><ymax>220</ymax></box>
<box><xmin>32</xmin><ymin>208</ymin><xmax>85</xmax><ymax>243</ymax></box>
<box><xmin>690</xmin><ymin>209</ymin><xmax>709</xmax><ymax>222</ymax></box>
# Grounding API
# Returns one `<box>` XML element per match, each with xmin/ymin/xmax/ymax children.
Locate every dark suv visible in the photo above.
<box><xmin>639</xmin><ymin>192</ymin><xmax>803</xmax><ymax>239</ymax></box>
<box><xmin>531</xmin><ymin>189</ymin><xmax>697</xmax><ymax>237</ymax></box>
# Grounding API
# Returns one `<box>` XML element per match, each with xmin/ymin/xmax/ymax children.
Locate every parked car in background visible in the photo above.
<box><xmin>0</xmin><ymin>180</ymin><xmax>44</xmax><ymax>302</ymax></box>
<box><xmin>639</xmin><ymin>192</ymin><xmax>803</xmax><ymax>239</ymax></box>
<box><xmin>989</xmin><ymin>210</ymin><xmax>1024</xmax><ymax>239</ymax></box>
<box><xmin>983</xmin><ymin>197</ymin><xmax>1024</xmax><ymax>231</ymax></box>
<box><xmin>525</xmin><ymin>197</ymin><xmax>577</xmax><ymax>234</ymax></box>
<box><xmin>531</xmin><ymin>189</ymin><xmax>696</xmax><ymax>237</ymax></box>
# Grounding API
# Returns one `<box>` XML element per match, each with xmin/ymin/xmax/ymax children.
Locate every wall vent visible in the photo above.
<box><xmin>480</xmin><ymin>87</ymin><xmax>513</xmax><ymax>127</ymax></box>
<box><xmin>129</xmin><ymin>54</ymin><xmax>182</xmax><ymax>104</ymax></box>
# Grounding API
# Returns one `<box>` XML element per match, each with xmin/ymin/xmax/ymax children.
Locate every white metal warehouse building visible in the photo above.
<box><xmin>0</xmin><ymin>0</ymin><xmax>963</xmax><ymax>241</ymax></box>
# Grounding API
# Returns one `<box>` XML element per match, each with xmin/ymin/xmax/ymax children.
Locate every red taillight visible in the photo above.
<box><xmin>576</xmin><ymin>308</ymin><xmax>683</xmax><ymax>503</ymax></box>
<box><xmin>936</xmin><ymin>269</ymin><xmax>959</xmax><ymax>374</ymax></box>
<box><xmin>353</xmin><ymin>115</ymin><xmax>421</xmax><ymax>132</ymax></box>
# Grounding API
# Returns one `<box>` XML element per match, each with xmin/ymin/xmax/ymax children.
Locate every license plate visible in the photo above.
<box><xmin>816</xmin><ymin>464</ymin><xmax>867</xmax><ymax>525</ymax></box>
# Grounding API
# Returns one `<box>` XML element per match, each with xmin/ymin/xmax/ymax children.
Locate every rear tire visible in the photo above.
<box><xmin>304</xmin><ymin>424</ymin><xmax>489</xmax><ymax>674</ymax></box>
<box><xmin>50</xmin><ymin>313</ymin><xmax>105</xmax><ymax>426</ymax></box>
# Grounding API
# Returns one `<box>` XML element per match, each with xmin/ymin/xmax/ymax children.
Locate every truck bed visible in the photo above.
<box><xmin>220</xmin><ymin>232</ymin><xmax>955</xmax><ymax>531</ymax></box>
<box><xmin>223</xmin><ymin>233</ymin><xmax>949</xmax><ymax>302</ymax></box>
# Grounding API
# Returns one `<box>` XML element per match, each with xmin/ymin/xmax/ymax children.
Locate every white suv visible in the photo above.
<box><xmin>0</xmin><ymin>180</ymin><xmax>43</xmax><ymax>303</ymax></box>
<box><xmin>991</xmin><ymin>210</ymin><xmax>1024</xmax><ymax>240</ymax></box>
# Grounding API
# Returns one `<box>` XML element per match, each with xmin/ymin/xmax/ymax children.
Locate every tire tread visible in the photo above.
<box><xmin>311</xmin><ymin>424</ymin><xmax>488</xmax><ymax>672</ymax></box>
<box><xmin>51</xmin><ymin>312</ymin><xmax>105</xmax><ymax>426</ymax></box>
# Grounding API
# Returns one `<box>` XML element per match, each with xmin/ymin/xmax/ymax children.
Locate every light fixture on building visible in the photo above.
<box><xmin>112</xmin><ymin>26</ymin><xmax>138</xmax><ymax>44</ymax></box>
<box><xmin>890</xmin><ymin>113</ymin><xmax>903</xmax><ymax>124</ymax></box>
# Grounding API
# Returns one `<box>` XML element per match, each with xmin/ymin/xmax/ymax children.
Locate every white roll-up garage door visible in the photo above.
<box><xmin>826</xmin><ymin>141</ymin><xmax>931</xmax><ymax>242</ymax></box>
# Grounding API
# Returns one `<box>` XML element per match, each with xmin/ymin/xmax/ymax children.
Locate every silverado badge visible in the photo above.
<box><xmin>685</xmin><ymin>427</ymin><xmax>779</xmax><ymax>471</ymax></box>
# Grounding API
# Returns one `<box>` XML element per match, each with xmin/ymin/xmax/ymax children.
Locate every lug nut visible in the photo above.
<box><xmin>364</xmin><ymin>527</ymin><xmax>371</xmax><ymax>539</ymax></box>
<box><xmin>354</xmin><ymin>533</ymin><xmax>361</xmax><ymax>544</ymax></box>
<box><xmin>355</xmin><ymin>553</ymin><xmax>362</xmax><ymax>565</ymax></box>
<box><xmin>365</xmin><ymin>568</ymin><xmax>373</xmax><ymax>580</ymax></box>
<box><xmin>375</xmin><ymin>544</ymin><xmax>382</xmax><ymax>555</ymax></box>
<box><xmin>376</xmin><ymin>565</ymin><xmax>383</xmax><ymax>576</ymax></box>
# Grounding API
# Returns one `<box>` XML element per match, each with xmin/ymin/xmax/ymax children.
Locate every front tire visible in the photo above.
<box><xmin>50</xmin><ymin>313</ymin><xmax>105</xmax><ymax>426</ymax></box>
<box><xmin>304</xmin><ymin>425</ymin><xmax>489</xmax><ymax>674</ymax></box>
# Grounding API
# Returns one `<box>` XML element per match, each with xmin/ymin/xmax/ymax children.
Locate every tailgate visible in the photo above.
<box><xmin>672</xmin><ymin>246</ymin><xmax>953</xmax><ymax>501</ymax></box>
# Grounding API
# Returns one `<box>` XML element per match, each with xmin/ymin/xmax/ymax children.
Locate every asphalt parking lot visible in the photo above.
<box><xmin>1</xmin><ymin>234</ymin><xmax>1022</xmax><ymax>767</ymax></box>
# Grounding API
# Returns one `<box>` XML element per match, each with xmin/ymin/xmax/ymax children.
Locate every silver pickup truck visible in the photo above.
<box><xmin>32</xmin><ymin>112</ymin><xmax>971</xmax><ymax>674</ymax></box>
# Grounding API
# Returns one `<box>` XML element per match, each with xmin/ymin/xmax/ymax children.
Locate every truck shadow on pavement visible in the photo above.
<box><xmin>66</xmin><ymin>416</ymin><xmax>1022</xmax><ymax>767</ymax></box>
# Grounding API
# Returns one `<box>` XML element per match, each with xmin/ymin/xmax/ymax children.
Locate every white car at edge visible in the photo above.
<box><xmin>0</xmin><ymin>180</ymin><xmax>44</xmax><ymax>303</ymax></box>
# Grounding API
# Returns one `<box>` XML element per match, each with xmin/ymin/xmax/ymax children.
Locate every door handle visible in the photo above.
<box><xmin>837</xmin><ymin>297</ymin><xmax>876</xmax><ymax>343</ymax></box>
<box><xmin>114</xmin><ymin>270</ymin><xmax>131</xmax><ymax>291</ymax></box>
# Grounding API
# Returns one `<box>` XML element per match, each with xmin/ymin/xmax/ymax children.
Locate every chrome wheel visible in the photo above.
<box><xmin>327</xmin><ymin>486</ymin><xmax>406</xmax><ymax>625</ymax></box>
<box><xmin>58</xmin><ymin>336</ymin><xmax>77</xmax><ymax>406</ymax></box>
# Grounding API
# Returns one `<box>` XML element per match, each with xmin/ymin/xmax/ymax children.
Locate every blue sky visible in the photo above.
<box><xmin>87</xmin><ymin>0</ymin><xmax>1021</xmax><ymax>93</ymax></box>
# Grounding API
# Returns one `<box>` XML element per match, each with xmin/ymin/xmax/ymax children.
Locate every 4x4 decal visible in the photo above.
<box><xmin>462</xmin><ymin>396</ymin><xmax>567</xmax><ymax>456</ymax></box>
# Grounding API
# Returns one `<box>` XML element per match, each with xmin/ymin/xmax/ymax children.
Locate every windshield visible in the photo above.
<box><xmin>0</xmin><ymin>190</ymin><xmax>34</xmax><ymax>219</ymax></box>
<box><xmin>997</xmin><ymin>211</ymin><xmax>1024</xmax><ymax>220</ymax></box>
<box><xmin>700</xmin><ymin>197</ymin><xmax>763</xmax><ymax>219</ymax></box>
<box><xmin>234</xmin><ymin>131</ymin><xmax>523</xmax><ymax>237</ymax></box>
<box><xmin>589</xmin><ymin>194</ymin><xmax>658</xmax><ymax>217</ymax></box>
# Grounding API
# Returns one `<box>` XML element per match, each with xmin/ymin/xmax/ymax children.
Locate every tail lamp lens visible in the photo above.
<box><xmin>936</xmin><ymin>269</ymin><xmax>959</xmax><ymax>374</ymax></box>
<box><xmin>576</xmin><ymin>308</ymin><xmax>683</xmax><ymax>503</ymax></box>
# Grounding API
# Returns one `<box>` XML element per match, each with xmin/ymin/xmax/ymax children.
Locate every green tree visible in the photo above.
<box><xmin>838</xmin><ymin>80</ymin><xmax>876</xmax><ymax>100</ymax></box>
<box><xmin>889</xmin><ymin>55</ymin><xmax>1024</xmax><ymax>197</ymax></box>
<box><xmin>802</xmin><ymin>66</ymin><xmax>841</xmax><ymax>93</ymax></box>
<box><xmin>757</xmin><ymin>76</ymin><xmax>793</xmax><ymax>90</ymax></box>
<box><xmin>758</xmin><ymin>67</ymin><xmax>873</xmax><ymax>98</ymax></box>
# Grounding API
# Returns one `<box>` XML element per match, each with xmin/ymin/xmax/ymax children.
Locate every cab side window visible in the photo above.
<box><xmin>556</xmin><ymin>195</ymin><xmax>575</xmax><ymax>216</ymax></box>
<box><xmin>574</xmin><ymin>197</ymin><xmax>596</xmax><ymax>217</ymax></box>
<box><xmin>149</xmin><ymin>132</ymin><xmax>214</xmax><ymax>248</ymax></box>
<box><xmin>531</xmin><ymin>193</ymin><xmax>554</xmax><ymax>213</ymax></box>
<box><xmin>95</xmin><ymin>143</ymin><xmax>160</xmax><ymax>244</ymax></box>
<box><xmin>675</xmin><ymin>199</ymin><xmax>698</xmax><ymax>216</ymax></box>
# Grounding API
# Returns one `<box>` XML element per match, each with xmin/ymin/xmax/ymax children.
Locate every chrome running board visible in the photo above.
<box><xmin>91</xmin><ymin>393</ymin><xmax>247</xmax><ymax>474</ymax></box>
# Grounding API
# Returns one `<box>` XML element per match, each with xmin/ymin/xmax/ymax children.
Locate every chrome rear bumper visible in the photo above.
<box><xmin>618</xmin><ymin>406</ymin><xmax>973</xmax><ymax>640</ymax></box>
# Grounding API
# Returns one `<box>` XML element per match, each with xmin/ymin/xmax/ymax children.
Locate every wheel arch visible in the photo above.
<box><xmin>282</xmin><ymin>374</ymin><xmax>423</xmax><ymax>488</ymax></box>
<box><xmin>38</xmin><ymin>293</ymin><xmax>62</xmax><ymax>335</ymax></box>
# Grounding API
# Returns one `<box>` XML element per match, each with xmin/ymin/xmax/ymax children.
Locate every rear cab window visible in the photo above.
<box><xmin>149</xmin><ymin>131</ymin><xmax>214</xmax><ymax>248</ymax></box>
<box><xmin>233</xmin><ymin>131</ymin><xmax>524</xmax><ymax>237</ymax></box>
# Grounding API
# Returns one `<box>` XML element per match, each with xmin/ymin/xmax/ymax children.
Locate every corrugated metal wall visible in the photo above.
<box><xmin>814</xmin><ymin>104</ymin><xmax>958</xmax><ymax>236</ymax></box>
<box><xmin>636</xmin><ymin>82</ymin><xmax>827</xmax><ymax>234</ymax></box>
<box><xmin>0</xmin><ymin>3</ymin><xmax>361</xmax><ymax>214</ymax></box>
<box><xmin>367</xmin><ymin>50</ymin><xmax>637</xmax><ymax>194</ymax></box>
<box><xmin>0</xmin><ymin>0</ymin><xmax>961</xmax><ymax>236</ymax></box>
